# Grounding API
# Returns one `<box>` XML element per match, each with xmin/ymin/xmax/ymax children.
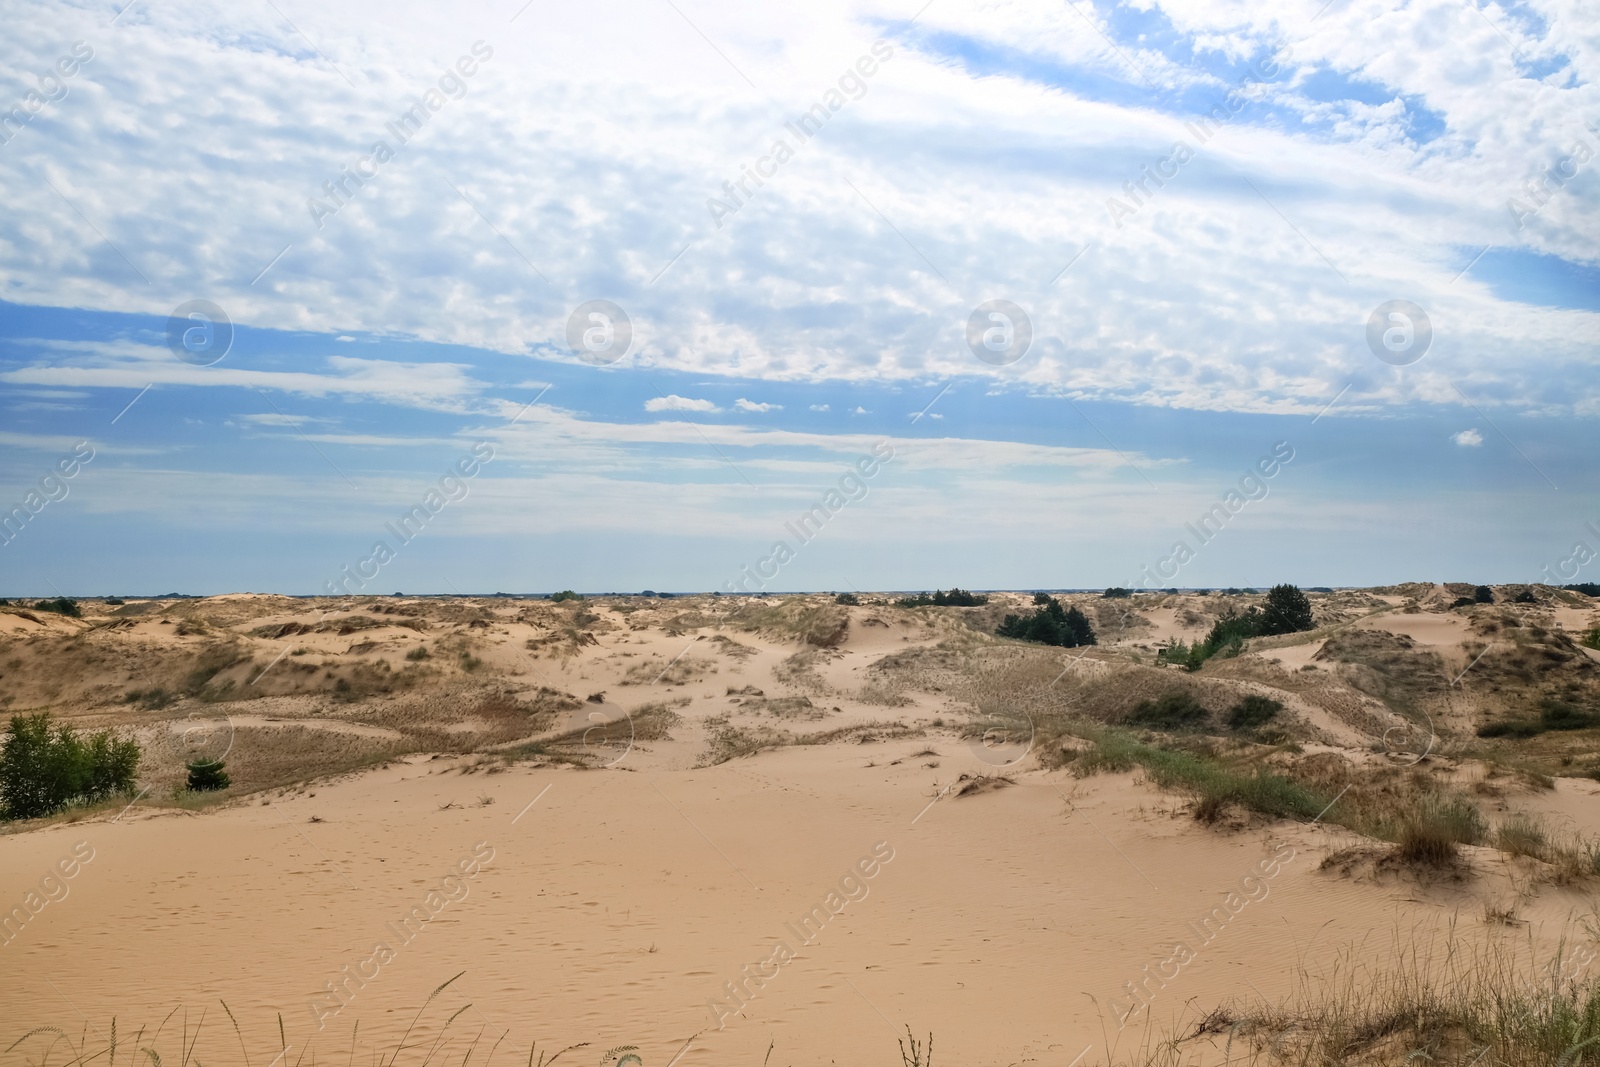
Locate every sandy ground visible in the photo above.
<box><xmin>4</xmin><ymin>590</ymin><xmax>1600</xmax><ymax>1066</ymax></box>
<box><xmin>9</xmin><ymin>747</ymin><xmax>1600</xmax><ymax>1067</ymax></box>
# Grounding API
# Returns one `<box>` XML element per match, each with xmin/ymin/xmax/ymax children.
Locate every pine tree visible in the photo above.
<box><xmin>186</xmin><ymin>759</ymin><xmax>230</xmax><ymax>792</ymax></box>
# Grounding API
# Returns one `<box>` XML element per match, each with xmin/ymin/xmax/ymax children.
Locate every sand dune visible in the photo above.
<box><xmin>4</xmin><ymin>588</ymin><xmax>1600</xmax><ymax>1065</ymax></box>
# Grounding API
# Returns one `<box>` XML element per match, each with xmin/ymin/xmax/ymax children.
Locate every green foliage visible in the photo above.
<box><xmin>405</xmin><ymin>645</ymin><xmax>430</xmax><ymax>661</ymax></box>
<box><xmin>32</xmin><ymin>597</ymin><xmax>81</xmax><ymax>618</ymax></box>
<box><xmin>1227</xmin><ymin>694</ymin><xmax>1283</xmax><ymax>731</ymax></box>
<box><xmin>996</xmin><ymin>597</ymin><xmax>1096</xmax><ymax>647</ymax></box>
<box><xmin>1068</xmin><ymin>725</ymin><xmax>1329</xmax><ymax>822</ymax></box>
<box><xmin>1160</xmin><ymin>584</ymin><xmax>1314</xmax><ymax>671</ymax></box>
<box><xmin>1126</xmin><ymin>691</ymin><xmax>1210</xmax><ymax>730</ymax></box>
<box><xmin>550</xmin><ymin>590</ymin><xmax>583</xmax><ymax>602</ymax></box>
<box><xmin>125</xmin><ymin>687</ymin><xmax>176</xmax><ymax>710</ymax></box>
<box><xmin>186</xmin><ymin>759</ymin><xmax>230</xmax><ymax>792</ymax></box>
<box><xmin>105</xmin><ymin>597</ymin><xmax>125</xmax><ymax>605</ymax></box>
<box><xmin>1032</xmin><ymin>592</ymin><xmax>1053</xmax><ymax>605</ymax></box>
<box><xmin>1581</xmin><ymin>627</ymin><xmax>1600</xmax><ymax>651</ymax></box>
<box><xmin>1260</xmin><ymin>583</ymin><xmax>1315</xmax><ymax>635</ymax></box>
<box><xmin>1101</xmin><ymin>587</ymin><xmax>1132</xmax><ymax>599</ymax></box>
<box><xmin>834</xmin><ymin>592</ymin><xmax>860</xmax><ymax>606</ymax></box>
<box><xmin>1474</xmin><ymin>585</ymin><xmax>1495</xmax><ymax>603</ymax></box>
<box><xmin>895</xmin><ymin>588</ymin><xmax>989</xmax><ymax>607</ymax></box>
<box><xmin>1566</xmin><ymin>583</ymin><xmax>1600</xmax><ymax>597</ymax></box>
<box><xmin>0</xmin><ymin>712</ymin><xmax>140</xmax><ymax>820</ymax></box>
<box><xmin>1514</xmin><ymin>589</ymin><xmax>1538</xmax><ymax>603</ymax></box>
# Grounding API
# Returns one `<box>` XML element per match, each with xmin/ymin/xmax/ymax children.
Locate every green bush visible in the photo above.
<box><xmin>1102</xmin><ymin>587</ymin><xmax>1132</xmax><ymax>599</ymax></box>
<box><xmin>1474</xmin><ymin>585</ymin><xmax>1495</xmax><ymax>603</ymax></box>
<box><xmin>1126</xmin><ymin>691</ymin><xmax>1211</xmax><ymax>730</ymax></box>
<box><xmin>186</xmin><ymin>759</ymin><xmax>230</xmax><ymax>792</ymax></box>
<box><xmin>1582</xmin><ymin>627</ymin><xmax>1600</xmax><ymax>651</ymax></box>
<box><xmin>1227</xmin><ymin>694</ymin><xmax>1283</xmax><ymax>730</ymax></box>
<box><xmin>996</xmin><ymin>597</ymin><xmax>1095</xmax><ymax>648</ymax></box>
<box><xmin>32</xmin><ymin>597</ymin><xmax>81</xmax><ymax>618</ymax></box>
<box><xmin>550</xmin><ymin>590</ymin><xmax>583</xmax><ymax>602</ymax></box>
<box><xmin>0</xmin><ymin>713</ymin><xmax>140</xmax><ymax>820</ymax></box>
<box><xmin>834</xmin><ymin>592</ymin><xmax>860</xmax><ymax>606</ymax></box>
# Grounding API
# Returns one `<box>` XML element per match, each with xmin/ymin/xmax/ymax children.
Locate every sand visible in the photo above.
<box><xmin>4</xmin><ymin>591</ymin><xmax>1600</xmax><ymax>1066</ymax></box>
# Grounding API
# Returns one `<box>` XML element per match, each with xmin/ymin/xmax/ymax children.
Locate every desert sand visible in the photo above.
<box><xmin>3</xmin><ymin>586</ymin><xmax>1599</xmax><ymax>1066</ymax></box>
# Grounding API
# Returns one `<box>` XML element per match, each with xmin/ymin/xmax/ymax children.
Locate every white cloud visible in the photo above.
<box><xmin>644</xmin><ymin>394</ymin><xmax>720</xmax><ymax>413</ymax></box>
<box><xmin>1453</xmin><ymin>428</ymin><xmax>1484</xmax><ymax>447</ymax></box>
<box><xmin>0</xmin><ymin>0</ymin><xmax>1593</xmax><ymax>416</ymax></box>
<box><xmin>735</xmin><ymin>398</ymin><xmax>782</xmax><ymax>412</ymax></box>
<box><xmin>0</xmin><ymin>342</ymin><xmax>484</xmax><ymax>412</ymax></box>
<box><xmin>809</xmin><ymin>404</ymin><xmax>830</xmax><ymax>411</ymax></box>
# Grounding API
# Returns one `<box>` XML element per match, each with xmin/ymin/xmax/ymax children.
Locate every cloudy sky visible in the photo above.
<box><xmin>0</xmin><ymin>0</ymin><xmax>1595</xmax><ymax>595</ymax></box>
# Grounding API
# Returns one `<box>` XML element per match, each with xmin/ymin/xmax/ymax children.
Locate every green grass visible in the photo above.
<box><xmin>1063</xmin><ymin>723</ymin><xmax>1329</xmax><ymax>823</ymax></box>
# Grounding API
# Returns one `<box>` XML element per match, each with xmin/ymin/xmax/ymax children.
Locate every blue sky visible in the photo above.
<box><xmin>0</xmin><ymin>0</ymin><xmax>1595</xmax><ymax>595</ymax></box>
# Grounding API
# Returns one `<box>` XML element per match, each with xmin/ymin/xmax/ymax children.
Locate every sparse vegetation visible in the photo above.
<box><xmin>895</xmin><ymin>588</ymin><xmax>989</xmax><ymax>607</ymax></box>
<box><xmin>1125</xmin><ymin>691</ymin><xmax>1210</xmax><ymax>730</ymax></box>
<box><xmin>1396</xmin><ymin>792</ymin><xmax>1486</xmax><ymax>865</ymax></box>
<box><xmin>1225</xmin><ymin>694</ymin><xmax>1282</xmax><ymax>731</ymax></box>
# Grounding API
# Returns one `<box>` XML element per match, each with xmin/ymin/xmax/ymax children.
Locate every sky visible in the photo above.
<box><xmin>0</xmin><ymin>0</ymin><xmax>1595</xmax><ymax>596</ymax></box>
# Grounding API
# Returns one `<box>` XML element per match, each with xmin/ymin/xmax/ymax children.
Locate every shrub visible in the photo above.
<box><xmin>1102</xmin><ymin>587</ymin><xmax>1132</xmax><ymax>599</ymax></box>
<box><xmin>1477</xmin><ymin>718</ymin><xmax>1541</xmax><ymax>739</ymax></box>
<box><xmin>1227</xmin><ymin>694</ymin><xmax>1283</xmax><ymax>731</ymax></box>
<box><xmin>1126</xmin><ymin>691</ymin><xmax>1211</xmax><ymax>730</ymax></box>
<box><xmin>550</xmin><ymin>590</ymin><xmax>583</xmax><ymax>602</ymax></box>
<box><xmin>1397</xmin><ymin>793</ymin><xmax>1486</xmax><ymax>865</ymax></box>
<box><xmin>1474</xmin><ymin>585</ymin><xmax>1495</xmax><ymax>603</ymax></box>
<box><xmin>1514</xmin><ymin>589</ymin><xmax>1537</xmax><ymax>603</ymax></box>
<box><xmin>1540</xmin><ymin>699</ymin><xmax>1597</xmax><ymax>731</ymax></box>
<box><xmin>405</xmin><ymin>645</ymin><xmax>430</xmax><ymax>661</ymax></box>
<box><xmin>0</xmin><ymin>713</ymin><xmax>140</xmax><ymax>820</ymax></box>
<box><xmin>1581</xmin><ymin>627</ymin><xmax>1600</xmax><ymax>651</ymax></box>
<box><xmin>996</xmin><ymin>598</ymin><xmax>1095</xmax><ymax>648</ymax></box>
<box><xmin>834</xmin><ymin>592</ymin><xmax>860</xmax><ymax>606</ymax></box>
<box><xmin>1566</xmin><ymin>582</ymin><xmax>1600</xmax><ymax>597</ymax></box>
<box><xmin>125</xmin><ymin>688</ymin><xmax>176</xmax><ymax>710</ymax></box>
<box><xmin>185</xmin><ymin>759</ymin><xmax>230</xmax><ymax>792</ymax></box>
<box><xmin>32</xmin><ymin>597</ymin><xmax>81</xmax><ymax>618</ymax></box>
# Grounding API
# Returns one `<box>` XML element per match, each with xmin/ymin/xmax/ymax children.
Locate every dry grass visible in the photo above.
<box><xmin>619</xmin><ymin>653</ymin><xmax>715</xmax><ymax>686</ymax></box>
<box><xmin>731</xmin><ymin>600</ymin><xmax>850</xmax><ymax>647</ymax></box>
<box><xmin>1174</xmin><ymin>928</ymin><xmax>1600</xmax><ymax>1066</ymax></box>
